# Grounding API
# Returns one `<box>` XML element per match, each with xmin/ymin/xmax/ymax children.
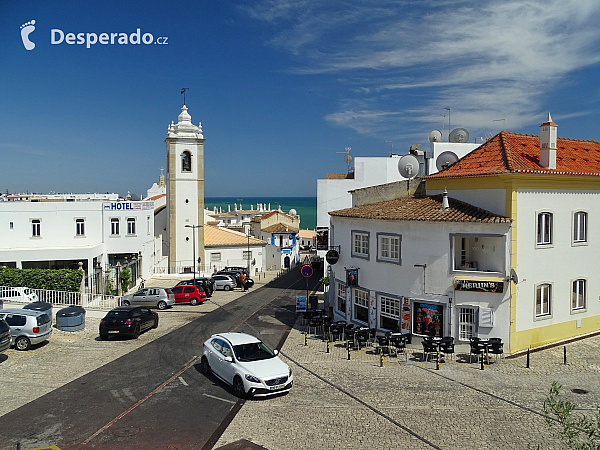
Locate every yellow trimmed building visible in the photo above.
<box><xmin>425</xmin><ymin>114</ymin><xmax>600</xmax><ymax>352</ymax></box>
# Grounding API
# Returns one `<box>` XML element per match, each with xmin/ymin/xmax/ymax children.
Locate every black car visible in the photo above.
<box><xmin>216</xmin><ymin>271</ymin><xmax>254</xmax><ymax>289</ymax></box>
<box><xmin>176</xmin><ymin>278</ymin><xmax>214</xmax><ymax>297</ymax></box>
<box><xmin>0</xmin><ymin>318</ymin><xmax>10</xmax><ymax>353</ymax></box>
<box><xmin>99</xmin><ymin>306</ymin><xmax>158</xmax><ymax>340</ymax></box>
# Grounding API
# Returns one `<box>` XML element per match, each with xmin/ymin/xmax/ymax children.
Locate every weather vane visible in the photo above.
<box><xmin>181</xmin><ymin>87</ymin><xmax>189</xmax><ymax>105</ymax></box>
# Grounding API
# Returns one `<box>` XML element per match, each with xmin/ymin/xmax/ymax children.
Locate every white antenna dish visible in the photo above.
<box><xmin>510</xmin><ymin>268</ymin><xmax>519</xmax><ymax>284</ymax></box>
<box><xmin>398</xmin><ymin>154</ymin><xmax>420</xmax><ymax>179</ymax></box>
<box><xmin>344</xmin><ymin>153</ymin><xmax>353</xmax><ymax>164</ymax></box>
<box><xmin>428</xmin><ymin>129</ymin><xmax>442</xmax><ymax>143</ymax></box>
<box><xmin>449</xmin><ymin>128</ymin><xmax>470</xmax><ymax>143</ymax></box>
<box><xmin>436</xmin><ymin>151</ymin><xmax>459</xmax><ymax>171</ymax></box>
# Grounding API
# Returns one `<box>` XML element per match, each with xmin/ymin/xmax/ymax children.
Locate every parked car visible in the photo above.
<box><xmin>215</xmin><ymin>271</ymin><xmax>254</xmax><ymax>289</ymax></box>
<box><xmin>99</xmin><ymin>306</ymin><xmax>158</xmax><ymax>340</ymax></box>
<box><xmin>211</xmin><ymin>274</ymin><xmax>236</xmax><ymax>291</ymax></box>
<box><xmin>22</xmin><ymin>302</ymin><xmax>53</xmax><ymax>323</ymax></box>
<box><xmin>119</xmin><ymin>287</ymin><xmax>175</xmax><ymax>310</ymax></box>
<box><xmin>170</xmin><ymin>285</ymin><xmax>206</xmax><ymax>305</ymax></box>
<box><xmin>200</xmin><ymin>332</ymin><xmax>293</xmax><ymax>398</ymax></box>
<box><xmin>0</xmin><ymin>309</ymin><xmax>52</xmax><ymax>351</ymax></box>
<box><xmin>175</xmin><ymin>278</ymin><xmax>214</xmax><ymax>297</ymax></box>
<box><xmin>0</xmin><ymin>319</ymin><xmax>11</xmax><ymax>353</ymax></box>
<box><xmin>0</xmin><ymin>287</ymin><xmax>38</xmax><ymax>303</ymax></box>
<box><xmin>224</xmin><ymin>266</ymin><xmax>248</xmax><ymax>273</ymax></box>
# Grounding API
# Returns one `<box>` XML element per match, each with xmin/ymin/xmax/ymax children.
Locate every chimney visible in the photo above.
<box><xmin>540</xmin><ymin>112</ymin><xmax>557</xmax><ymax>169</ymax></box>
<box><xmin>442</xmin><ymin>188</ymin><xmax>449</xmax><ymax>210</ymax></box>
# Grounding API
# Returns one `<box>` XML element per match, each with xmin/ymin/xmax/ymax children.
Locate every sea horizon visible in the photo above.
<box><xmin>205</xmin><ymin>196</ymin><xmax>316</xmax><ymax>231</ymax></box>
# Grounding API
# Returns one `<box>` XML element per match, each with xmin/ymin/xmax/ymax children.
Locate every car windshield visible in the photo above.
<box><xmin>105</xmin><ymin>310</ymin><xmax>130</xmax><ymax>319</ymax></box>
<box><xmin>233</xmin><ymin>341</ymin><xmax>276</xmax><ymax>362</ymax></box>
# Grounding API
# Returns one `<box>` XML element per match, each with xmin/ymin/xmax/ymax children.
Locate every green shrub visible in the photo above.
<box><xmin>0</xmin><ymin>266</ymin><xmax>83</xmax><ymax>292</ymax></box>
<box><xmin>120</xmin><ymin>269</ymin><xmax>131</xmax><ymax>293</ymax></box>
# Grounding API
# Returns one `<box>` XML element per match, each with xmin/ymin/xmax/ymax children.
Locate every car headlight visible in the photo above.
<box><xmin>289</xmin><ymin>367</ymin><xmax>293</xmax><ymax>377</ymax></box>
<box><xmin>245</xmin><ymin>374</ymin><xmax>260</xmax><ymax>383</ymax></box>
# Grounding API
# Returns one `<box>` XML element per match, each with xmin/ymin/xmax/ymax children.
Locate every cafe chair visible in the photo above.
<box><xmin>376</xmin><ymin>335</ymin><xmax>391</xmax><ymax>355</ymax></box>
<box><xmin>355</xmin><ymin>329</ymin><xmax>372</xmax><ymax>349</ymax></box>
<box><xmin>308</xmin><ymin>317</ymin><xmax>322</xmax><ymax>336</ymax></box>
<box><xmin>389</xmin><ymin>336</ymin><xmax>406</xmax><ymax>357</ymax></box>
<box><xmin>421</xmin><ymin>340</ymin><xmax>438</xmax><ymax>362</ymax></box>
<box><xmin>469</xmin><ymin>338</ymin><xmax>484</xmax><ymax>363</ymax></box>
<box><xmin>488</xmin><ymin>341</ymin><xmax>504</xmax><ymax>360</ymax></box>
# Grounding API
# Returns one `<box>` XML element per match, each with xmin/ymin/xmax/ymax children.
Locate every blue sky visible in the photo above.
<box><xmin>2</xmin><ymin>0</ymin><xmax>600</xmax><ymax>197</ymax></box>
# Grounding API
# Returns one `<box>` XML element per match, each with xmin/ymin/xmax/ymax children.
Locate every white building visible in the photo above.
<box><xmin>0</xmin><ymin>200</ymin><xmax>158</xmax><ymax>292</ymax></box>
<box><xmin>204</xmin><ymin>225</ymin><xmax>267</xmax><ymax>274</ymax></box>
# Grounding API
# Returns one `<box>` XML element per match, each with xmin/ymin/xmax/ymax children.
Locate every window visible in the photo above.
<box><xmin>211</xmin><ymin>252</ymin><xmax>221</xmax><ymax>262</ymax></box>
<box><xmin>337</xmin><ymin>283</ymin><xmax>346</xmax><ymax>313</ymax></box>
<box><xmin>572</xmin><ymin>279</ymin><xmax>586</xmax><ymax>310</ymax></box>
<box><xmin>181</xmin><ymin>151</ymin><xmax>192</xmax><ymax>172</ymax></box>
<box><xmin>9</xmin><ymin>222</ymin><xmax>13</xmax><ymax>230</ymax></box>
<box><xmin>147</xmin><ymin>216</ymin><xmax>151</xmax><ymax>235</ymax></box>
<box><xmin>535</xmin><ymin>283</ymin><xmax>551</xmax><ymax>317</ymax></box>
<box><xmin>537</xmin><ymin>212</ymin><xmax>553</xmax><ymax>245</ymax></box>
<box><xmin>377</xmin><ymin>233</ymin><xmax>401</xmax><ymax>264</ymax></box>
<box><xmin>76</xmin><ymin>218</ymin><xmax>85</xmax><ymax>236</ymax></box>
<box><xmin>111</xmin><ymin>218</ymin><xmax>120</xmax><ymax>236</ymax></box>
<box><xmin>380</xmin><ymin>295</ymin><xmax>400</xmax><ymax>331</ymax></box>
<box><xmin>352</xmin><ymin>231</ymin><xmax>369</xmax><ymax>258</ymax></box>
<box><xmin>127</xmin><ymin>218</ymin><xmax>136</xmax><ymax>235</ymax></box>
<box><xmin>31</xmin><ymin>219</ymin><xmax>41</xmax><ymax>237</ymax></box>
<box><xmin>243</xmin><ymin>250</ymin><xmax>252</xmax><ymax>261</ymax></box>
<box><xmin>458</xmin><ymin>307</ymin><xmax>477</xmax><ymax>341</ymax></box>
<box><xmin>573</xmin><ymin>211</ymin><xmax>587</xmax><ymax>243</ymax></box>
<box><xmin>353</xmin><ymin>289</ymin><xmax>369</xmax><ymax>323</ymax></box>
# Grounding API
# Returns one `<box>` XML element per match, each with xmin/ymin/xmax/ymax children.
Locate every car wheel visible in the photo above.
<box><xmin>122</xmin><ymin>300</ymin><xmax>131</xmax><ymax>306</ymax></box>
<box><xmin>200</xmin><ymin>356</ymin><xmax>211</xmax><ymax>375</ymax></box>
<box><xmin>190</xmin><ymin>297</ymin><xmax>199</xmax><ymax>306</ymax></box>
<box><xmin>99</xmin><ymin>333</ymin><xmax>108</xmax><ymax>340</ymax></box>
<box><xmin>15</xmin><ymin>336</ymin><xmax>31</xmax><ymax>351</ymax></box>
<box><xmin>157</xmin><ymin>300</ymin><xmax>167</xmax><ymax>310</ymax></box>
<box><xmin>133</xmin><ymin>323</ymin><xmax>141</xmax><ymax>338</ymax></box>
<box><xmin>224</xmin><ymin>285</ymin><xmax>231</xmax><ymax>291</ymax></box>
<box><xmin>233</xmin><ymin>376</ymin><xmax>246</xmax><ymax>398</ymax></box>
<box><xmin>152</xmin><ymin>316</ymin><xmax>159</xmax><ymax>329</ymax></box>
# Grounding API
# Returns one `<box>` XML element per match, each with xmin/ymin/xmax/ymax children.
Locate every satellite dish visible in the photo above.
<box><xmin>289</xmin><ymin>208</ymin><xmax>297</xmax><ymax>216</ymax></box>
<box><xmin>397</xmin><ymin>154</ymin><xmax>420</xmax><ymax>179</ymax></box>
<box><xmin>449</xmin><ymin>128</ymin><xmax>470</xmax><ymax>143</ymax></box>
<box><xmin>436</xmin><ymin>151</ymin><xmax>459</xmax><ymax>171</ymax></box>
<box><xmin>428</xmin><ymin>129</ymin><xmax>442</xmax><ymax>143</ymax></box>
<box><xmin>344</xmin><ymin>154</ymin><xmax>353</xmax><ymax>164</ymax></box>
<box><xmin>510</xmin><ymin>268</ymin><xmax>519</xmax><ymax>284</ymax></box>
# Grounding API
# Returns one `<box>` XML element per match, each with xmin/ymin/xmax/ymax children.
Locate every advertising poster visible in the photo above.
<box><xmin>316</xmin><ymin>227</ymin><xmax>329</xmax><ymax>250</ymax></box>
<box><xmin>413</xmin><ymin>301</ymin><xmax>444</xmax><ymax>337</ymax></box>
<box><xmin>296</xmin><ymin>295</ymin><xmax>307</xmax><ymax>313</ymax></box>
<box><xmin>400</xmin><ymin>297</ymin><xmax>411</xmax><ymax>332</ymax></box>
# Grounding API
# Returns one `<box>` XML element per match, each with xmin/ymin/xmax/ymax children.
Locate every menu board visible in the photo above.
<box><xmin>413</xmin><ymin>301</ymin><xmax>444</xmax><ymax>337</ymax></box>
<box><xmin>400</xmin><ymin>297</ymin><xmax>411</xmax><ymax>332</ymax></box>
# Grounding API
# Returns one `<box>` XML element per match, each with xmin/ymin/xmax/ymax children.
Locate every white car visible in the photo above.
<box><xmin>0</xmin><ymin>286</ymin><xmax>38</xmax><ymax>304</ymax></box>
<box><xmin>201</xmin><ymin>332</ymin><xmax>293</xmax><ymax>398</ymax></box>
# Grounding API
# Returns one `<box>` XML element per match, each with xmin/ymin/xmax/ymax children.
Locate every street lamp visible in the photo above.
<box><xmin>247</xmin><ymin>228</ymin><xmax>251</xmax><ymax>275</ymax></box>
<box><xmin>185</xmin><ymin>224</ymin><xmax>203</xmax><ymax>287</ymax></box>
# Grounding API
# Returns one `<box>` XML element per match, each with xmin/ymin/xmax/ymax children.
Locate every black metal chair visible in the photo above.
<box><xmin>469</xmin><ymin>338</ymin><xmax>484</xmax><ymax>363</ymax></box>
<box><xmin>328</xmin><ymin>323</ymin><xmax>344</xmax><ymax>342</ymax></box>
<box><xmin>389</xmin><ymin>335</ymin><xmax>406</xmax><ymax>357</ymax></box>
<box><xmin>488</xmin><ymin>341</ymin><xmax>504</xmax><ymax>360</ymax></box>
<box><xmin>376</xmin><ymin>335</ymin><xmax>391</xmax><ymax>355</ymax></box>
<box><xmin>421</xmin><ymin>339</ymin><xmax>438</xmax><ymax>361</ymax></box>
<box><xmin>355</xmin><ymin>329</ymin><xmax>371</xmax><ymax>349</ymax></box>
<box><xmin>308</xmin><ymin>317</ymin><xmax>322</xmax><ymax>335</ymax></box>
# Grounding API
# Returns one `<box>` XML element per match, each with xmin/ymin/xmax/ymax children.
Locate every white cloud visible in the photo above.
<box><xmin>243</xmin><ymin>0</ymin><xmax>600</xmax><ymax>140</ymax></box>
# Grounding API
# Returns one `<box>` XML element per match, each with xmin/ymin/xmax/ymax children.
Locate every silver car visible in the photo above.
<box><xmin>211</xmin><ymin>274</ymin><xmax>236</xmax><ymax>291</ymax></box>
<box><xmin>120</xmin><ymin>287</ymin><xmax>175</xmax><ymax>310</ymax></box>
<box><xmin>0</xmin><ymin>308</ymin><xmax>52</xmax><ymax>351</ymax></box>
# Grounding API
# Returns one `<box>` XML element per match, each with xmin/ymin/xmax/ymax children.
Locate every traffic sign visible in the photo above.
<box><xmin>301</xmin><ymin>265</ymin><xmax>313</xmax><ymax>277</ymax></box>
<box><xmin>303</xmin><ymin>255</ymin><xmax>311</xmax><ymax>266</ymax></box>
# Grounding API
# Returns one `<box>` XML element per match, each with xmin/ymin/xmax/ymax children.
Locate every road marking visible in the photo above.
<box><xmin>202</xmin><ymin>393</ymin><xmax>236</xmax><ymax>404</ymax></box>
<box><xmin>122</xmin><ymin>388</ymin><xmax>137</xmax><ymax>402</ymax></box>
<box><xmin>82</xmin><ymin>355</ymin><xmax>198</xmax><ymax>445</ymax></box>
<box><xmin>179</xmin><ymin>376</ymin><xmax>188</xmax><ymax>386</ymax></box>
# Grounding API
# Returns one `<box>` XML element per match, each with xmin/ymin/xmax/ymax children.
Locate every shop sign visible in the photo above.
<box><xmin>325</xmin><ymin>249</ymin><xmax>339</xmax><ymax>265</ymax></box>
<box><xmin>346</xmin><ymin>267</ymin><xmax>358</xmax><ymax>286</ymax></box>
<box><xmin>413</xmin><ymin>301</ymin><xmax>444</xmax><ymax>337</ymax></box>
<box><xmin>316</xmin><ymin>227</ymin><xmax>329</xmax><ymax>250</ymax></box>
<box><xmin>455</xmin><ymin>279</ymin><xmax>504</xmax><ymax>293</ymax></box>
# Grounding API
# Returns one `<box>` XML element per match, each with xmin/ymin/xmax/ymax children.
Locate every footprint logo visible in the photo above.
<box><xmin>20</xmin><ymin>20</ymin><xmax>36</xmax><ymax>50</ymax></box>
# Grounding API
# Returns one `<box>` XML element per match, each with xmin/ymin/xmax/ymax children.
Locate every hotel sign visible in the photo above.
<box><xmin>455</xmin><ymin>278</ymin><xmax>504</xmax><ymax>293</ymax></box>
<box><xmin>103</xmin><ymin>202</ymin><xmax>154</xmax><ymax>211</ymax></box>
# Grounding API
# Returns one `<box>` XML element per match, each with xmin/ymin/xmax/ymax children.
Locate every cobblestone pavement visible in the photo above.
<box><xmin>0</xmin><ymin>270</ymin><xmax>280</xmax><ymax>417</ymax></box>
<box><xmin>216</xmin><ymin>323</ymin><xmax>600</xmax><ymax>450</ymax></box>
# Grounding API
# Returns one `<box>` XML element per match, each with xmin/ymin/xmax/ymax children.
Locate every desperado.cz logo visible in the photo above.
<box><xmin>20</xmin><ymin>19</ymin><xmax>168</xmax><ymax>50</ymax></box>
<box><xmin>52</xmin><ymin>28</ymin><xmax>168</xmax><ymax>48</ymax></box>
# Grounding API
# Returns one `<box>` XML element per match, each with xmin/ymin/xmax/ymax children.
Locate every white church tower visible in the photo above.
<box><xmin>165</xmin><ymin>105</ymin><xmax>205</xmax><ymax>272</ymax></box>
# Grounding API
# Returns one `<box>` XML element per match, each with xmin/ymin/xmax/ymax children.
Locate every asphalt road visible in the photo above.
<box><xmin>0</xmin><ymin>269</ymin><xmax>320</xmax><ymax>450</ymax></box>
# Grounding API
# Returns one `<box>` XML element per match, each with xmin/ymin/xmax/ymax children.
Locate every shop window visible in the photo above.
<box><xmin>353</xmin><ymin>289</ymin><xmax>369</xmax><ymax>323</ymax></box>
<box><xmin>413</xmin><ymin>301</ymin><xmax>444</xmax><ymax>337</ymax></box>
<box><xmin>380</xmin><ymin>295</ymin><xmax>400</xmax><ymax>331</ymax></box>
<box><xmin>458</xmin><ymin>307</ymin><xmax>477</xmax><ymax>341</ymax></box>
<box><xmin>337</xmin><ymin>282</ymin><xmax>346</xmax><ymax>314</ymax></box>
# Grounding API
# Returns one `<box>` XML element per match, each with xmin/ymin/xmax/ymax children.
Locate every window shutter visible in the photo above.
<box><xmin>479</xmin><ymin>307</ymin><xmax>494</xmax><ymax>327</ymax></box>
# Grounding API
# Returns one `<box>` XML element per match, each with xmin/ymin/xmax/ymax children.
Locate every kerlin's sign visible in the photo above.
<box><xmin>455</xmin><ymin>279</ymin><xmax>504</xmax><ymax>293</ymax></box>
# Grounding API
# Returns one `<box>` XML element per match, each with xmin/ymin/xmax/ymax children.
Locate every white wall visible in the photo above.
<box><xmin>427</xmin><ymin>188</ymin><xmax>506</xmax><ymax>217</ymax></box>
<box><xmin>205</xmin><ymin>244</ymin><xmax>266</xmax><ymax>274</ymax></box>
<box><xmin>515</xmin><ymin>189</ymin><xmax>600</xmax><ymax>332</ymax></box>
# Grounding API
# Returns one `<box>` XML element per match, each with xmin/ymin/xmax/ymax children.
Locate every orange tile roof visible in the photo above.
<box><xmin>425</xmin><ymin>132</ymin><xmax>600</xmax><ymax>179</ymax></box>
<box><xmin>262</xmin><ymin>223</ymin><xmax>300</xmax><ymax>233</ymax></box>
<box><xmin>329</xmin><ymin>195</ymin><xmax>510</xmax><ymax>223</ymax></box>
<box><xmin>261</xmin><ymin>210</ymin><xmax>293</xmax><ymax>220</ymax></box>
<box><xmin>298</xmin><ymin>229</ymin><xmax>316</xmax><ymax>238</ymax></box>
<box><xmin>148</xmin><ymin>194</ymin><xmax>165</xmax><ymax>201</ymax></box>
<box><xmin>204</xmin><ymin>226</ymin><xmax>267</xmax><ymax>247</ymax></box>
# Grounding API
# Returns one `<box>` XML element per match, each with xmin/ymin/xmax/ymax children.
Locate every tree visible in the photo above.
<box><xmin>539</xmin><ymin>382</ymin><xmax>600</xmax><ymax>449</ymax></box>
<box><xmin>119</xmin><ymin>269</ymin><xmax>131</xmax><ymax>294</ymax></box>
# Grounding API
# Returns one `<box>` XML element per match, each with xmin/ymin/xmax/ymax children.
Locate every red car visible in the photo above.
<box><xmin>170</xmin><ymin>285</ymin><xmax>206</xmax><ymax>306</ymax></box>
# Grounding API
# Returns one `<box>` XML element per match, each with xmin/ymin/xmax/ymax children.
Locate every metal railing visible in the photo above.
<box><xmin>1</xmin><ymin>286</ymin><xmax>120</xmax><ymax>310</ymax></box>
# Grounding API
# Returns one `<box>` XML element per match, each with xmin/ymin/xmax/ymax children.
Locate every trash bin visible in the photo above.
<box><xmin>23</xmin><ymin>301</ymin><xmax>53</xmax><ymax>323</ymax></box>
<box><xmin>56</xmin><ymin>306</ymin><xmax>86</xmax><ymax>332</ymax></box>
